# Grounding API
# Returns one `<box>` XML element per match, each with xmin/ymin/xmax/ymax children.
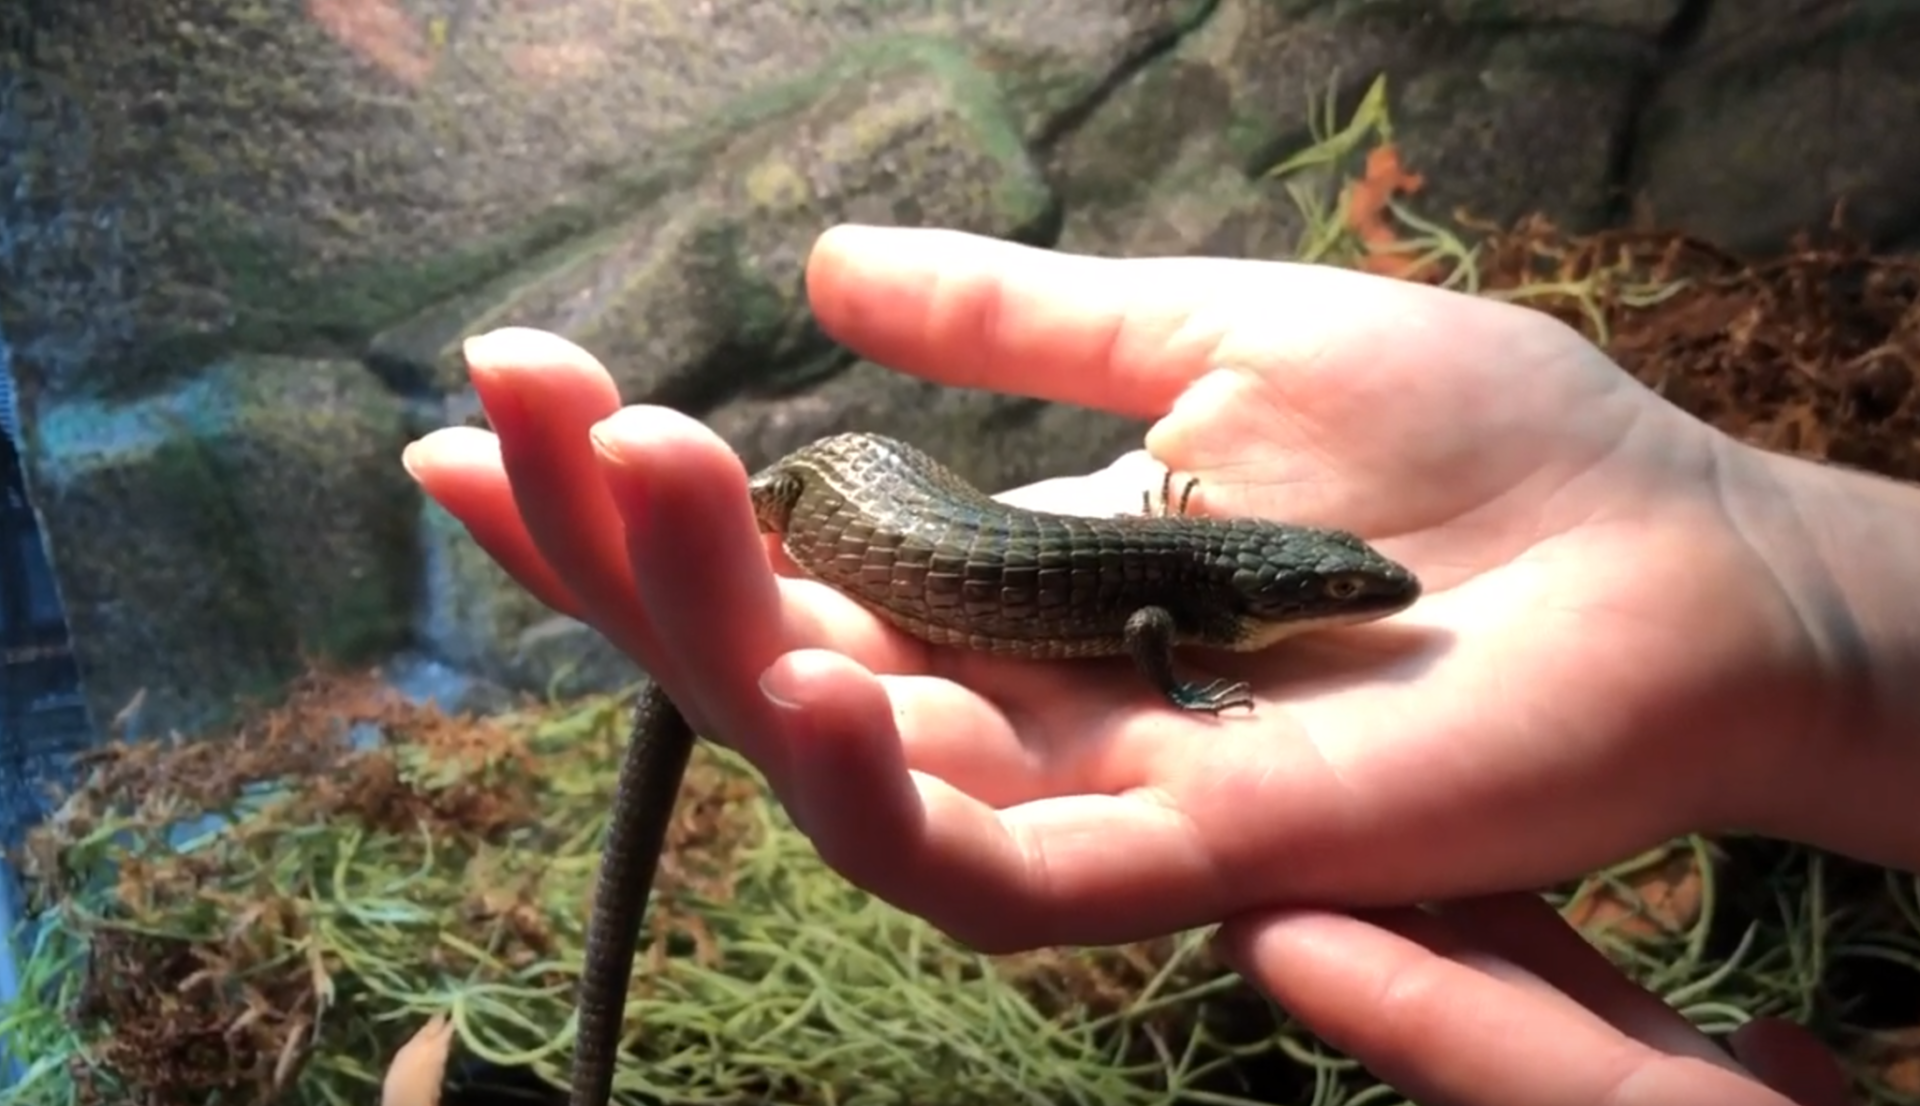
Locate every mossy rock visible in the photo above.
<box><xmin>26</xmin><ymin>355</ymin><xmax>417</xmax><ymax>736</ymax></box>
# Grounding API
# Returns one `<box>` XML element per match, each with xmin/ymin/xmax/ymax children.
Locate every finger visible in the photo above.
<box><xmin>403</xmin><ymin>426</ymin><xmax>583</xmax><ymax>620</ymax></box>
<box><xmin>756</xmin><ymin>649</ymin><xmax>928</xmax><ymax>847</ymax></box>
<box><xmin>756</xmin><ymin>648</ymin><xmax>1220</xmax><ymax>953</ymax></box>
<box><xmin>861</xmin><ymin>674</ymin><xmax>1064</xmax><ymax>808</ymax></box>
<box><xmin>804</xmin><ymin>224</ymin><xmax>1450</xmax><ymax>422</ymax></box>
<box><xmin>1730</xmin><ymin>1018</ymin><xmax>1854</xmax><ymax>1106</ymax></box>
<box><xmin>594</xmin><ymin>406</ymin><xmax>925</xmax><ymax>751</ymax></box>
<box><xmin>463</xmin><ymin>328</ymin><xmax>653</xmax><ymax>654</ymax></box>
<box><xmin>756</xmin><ymin>646</ymin><xmax>1033</xmax><ymax>936</ymax></box>
<box><xmin>1215</xmin><ymin>907</ymin><xmax>1806</xmax><ymax>1106</ymax></box>
<box><xmin>1435</xmin><ymin>894</ymin><xmax>1740</xmax><ymax>1070</ymax></box>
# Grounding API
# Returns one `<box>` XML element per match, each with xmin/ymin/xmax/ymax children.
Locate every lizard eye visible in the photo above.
<box><xmin>1323</xmin><ymin>574</ymin><xmax>1366</xmax><ymax>600</ymax></box>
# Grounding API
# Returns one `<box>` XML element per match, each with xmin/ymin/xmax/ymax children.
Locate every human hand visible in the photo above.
<box><xmin>1216</xmin><ymin>893</ymin><xmax>1854</xmax><ymax>1106</ymax></box>
<box><xmin>403</xmin><ymin>225</ymin><xmax>1856</xmax><ymax>951</ymax></box>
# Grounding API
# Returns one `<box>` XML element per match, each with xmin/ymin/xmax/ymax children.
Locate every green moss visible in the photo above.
<box><xmin>30</xmin><ymin>357</ymin><xmax>415</xmax><ymax>733</ymax></box>
<box><xmin>1</xmin><ymin>691</ymin><xmax>1269</xmax><ymax>1106</ymax></box>
<box><xmin>136</xmin><ymin>202</ymin><xmax>607</xmax><ymax>387</ymax></box>
<box><xmin>33</xmin><ymin>412</ymin><xmax>299</xmax><ymax>733</ymax></box>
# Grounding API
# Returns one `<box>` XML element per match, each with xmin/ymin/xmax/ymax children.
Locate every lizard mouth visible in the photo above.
<box><xmin>1228</xmin><ymin>577</ymin><xmax>1422</xmax><ymax>651</ymax></box>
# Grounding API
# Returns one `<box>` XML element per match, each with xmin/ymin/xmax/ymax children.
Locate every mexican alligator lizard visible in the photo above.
<box><xmin>566</xmin><ymin>431</ymin><xmax>1422</xmax><ymax>1106</ymax></box>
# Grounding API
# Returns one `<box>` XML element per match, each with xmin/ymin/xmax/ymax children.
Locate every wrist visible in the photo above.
<box><xmin>1729</xmin><ymin>443</ymin><xmax>1920</xmax><ymax>869</ymax></box>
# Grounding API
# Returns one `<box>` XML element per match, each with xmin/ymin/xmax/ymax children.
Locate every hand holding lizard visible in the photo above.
<box><xmin>405</xmin><ymin>224</ymin><xmax>1916</xmax><ymax>1106</ymax></box>
<box><xmin>407</xmin><ymin>226</ymin><xmax>1913</xmax><ymax>951</ymax></box>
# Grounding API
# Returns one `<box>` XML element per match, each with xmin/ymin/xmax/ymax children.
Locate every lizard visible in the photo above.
<box><xmin>565</xmin><ymin>431</ymin><xmax>1422</xmax><ymax>1106</ymax></box>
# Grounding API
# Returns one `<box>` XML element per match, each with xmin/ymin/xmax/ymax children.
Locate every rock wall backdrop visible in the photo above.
<box><xmin>0</xmin><ymin>0</ymin><xmax>1912</xmax><ymax>762</ymax></box>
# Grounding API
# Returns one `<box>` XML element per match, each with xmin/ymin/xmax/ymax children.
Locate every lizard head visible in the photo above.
<box><xmin>1212</xmin><ymin>523</ymin><xmax>1421</xmax><ymax>651</ymax></box>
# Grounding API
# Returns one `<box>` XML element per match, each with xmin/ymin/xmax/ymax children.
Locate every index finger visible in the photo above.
<box><xmin>802</xmin><ymin>224</ymin><xmax>1446</xmax><ymax>421</ymax></box>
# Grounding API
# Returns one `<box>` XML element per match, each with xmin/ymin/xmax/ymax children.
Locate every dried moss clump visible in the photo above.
<box><xmin>1269</xmin><ymin>80</ymin><xmax>1920</xmax><ymax>482</ymax></box>
<box><xmin>3</xmin><ymin>672</ymin><xmax>584</xmax><ymax>1106</ymax></box>
<box><xmin>0</xmin><ymin>672</ymin><xmax>1295</xmax><ymax>1106</ymax></box>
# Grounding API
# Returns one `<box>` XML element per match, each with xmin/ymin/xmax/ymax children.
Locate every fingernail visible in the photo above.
<box><xmin>586</xmin><ymin>419</ymin><xmax>624</xmax><ymax>467</ymax></box>
<box><xmin>759</xmin><ymin>665</ymin><xmax>803</xmax><ymax>710</ymax></box>
<box><xmin>586</xmin><ymin>408</ymin><xmax>657</xmax><ymax>475</ymax></box>
<box><xmin>469</xmin><ymin>365</ymin><xmax>527</xmax><ymax>434</ymax></box>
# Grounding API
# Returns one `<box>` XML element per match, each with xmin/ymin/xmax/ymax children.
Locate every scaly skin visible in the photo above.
<box><xmin>565</xmin><ymin>433</ymin><xmax>1422</xmax><ymax>1106</ymax></box>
